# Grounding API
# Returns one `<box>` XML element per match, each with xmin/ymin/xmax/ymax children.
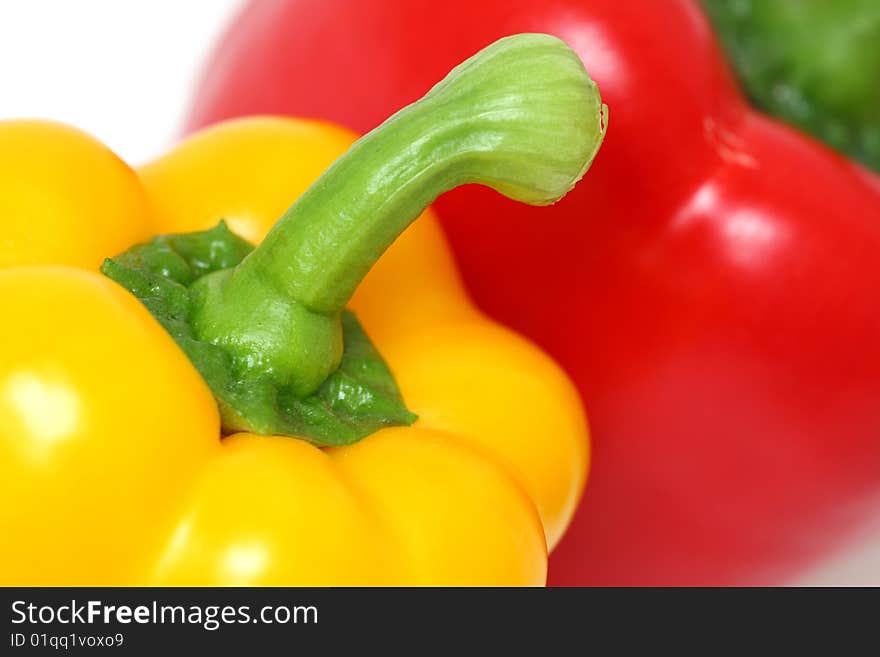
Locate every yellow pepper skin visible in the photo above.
<box><xmin>139</xmin><ymin>117</ymin><xmax>588</xmax><ymax>584</ymax></box>
<box><xmin>0</xmin><ymin>121</ymin><xmax>153</xmax><ymax>269</ymax></box>
<box><xmin>0</xmin><ymin>118</ymin><xmax>588</xmax><ymax>585</ymax></box>
<box><xmin>0</xmin><ymin>115</ymin><xmax>589</xmax><ymax>586</ymax></box>
<box><xmin>0</xmin><ymin>35</ymin><xmax>604</xmax><ymax>586</ymax></box>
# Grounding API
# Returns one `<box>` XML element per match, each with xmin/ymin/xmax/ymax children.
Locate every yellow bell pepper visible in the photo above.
<box><xmin>0</xmin><ymin>34</ymin><xmax>605</xmax><ymax>585</ymax></box>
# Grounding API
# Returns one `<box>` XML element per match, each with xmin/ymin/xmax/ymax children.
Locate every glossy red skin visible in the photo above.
<box><xmin>188</xmin><ymin>0</ymin><xmax>880</xmax><ymax>585</ymax></box>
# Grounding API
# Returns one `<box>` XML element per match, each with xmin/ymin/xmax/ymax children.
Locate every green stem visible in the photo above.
<box><xmin>189</xmin><ymin>33</ymin><xmax>606</xmax><ymax>407</ymax></box>
<box><xmin>240</xmin><ymin>33</ymin><xmax>607</xmax><ymax>315</ymax></box>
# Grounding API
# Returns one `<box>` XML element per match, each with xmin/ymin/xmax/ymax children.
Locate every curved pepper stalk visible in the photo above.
<box><xmin>103</xmin><ymin>33</ymin><xmax>607</xmax><ymax>445</ymax></box>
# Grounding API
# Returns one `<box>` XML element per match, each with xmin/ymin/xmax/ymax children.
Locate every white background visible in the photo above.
<box><xmin>0</xmin><ymin>0</ymin><xmax>241</xmax><ymax>165</ymax></box>
<box><xmin>1</xmin><ymin>0</ymin><xmax>878</xmax><ymax>585</ymax></box>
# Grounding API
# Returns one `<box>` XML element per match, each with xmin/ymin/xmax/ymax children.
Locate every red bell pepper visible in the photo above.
<box><xmin>188</xmin><ymin>0</ymin><xmax>880</xmax><ymax>584</ymax></box>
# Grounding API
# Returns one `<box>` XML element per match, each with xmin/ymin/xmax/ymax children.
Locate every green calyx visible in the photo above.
<box><xmin>102</xmin><ymin>222</ymin><xmax>416</xmax><ymax>445</ymax></box>
<box><xmin>102</xmin><ymin>33</ymin><xmax>607</xmax><ymax>446</ymax></box>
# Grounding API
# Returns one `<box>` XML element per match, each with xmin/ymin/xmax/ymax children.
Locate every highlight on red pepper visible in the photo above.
<box><xmin>188</xmin><ymin>0</ymin><xmax>880</xmax><ymax>585</ymax></box>
<box><xmin>0</xmin><ymin>34</ymin><xmax>605</xmax><ymax>585</ymax></box>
